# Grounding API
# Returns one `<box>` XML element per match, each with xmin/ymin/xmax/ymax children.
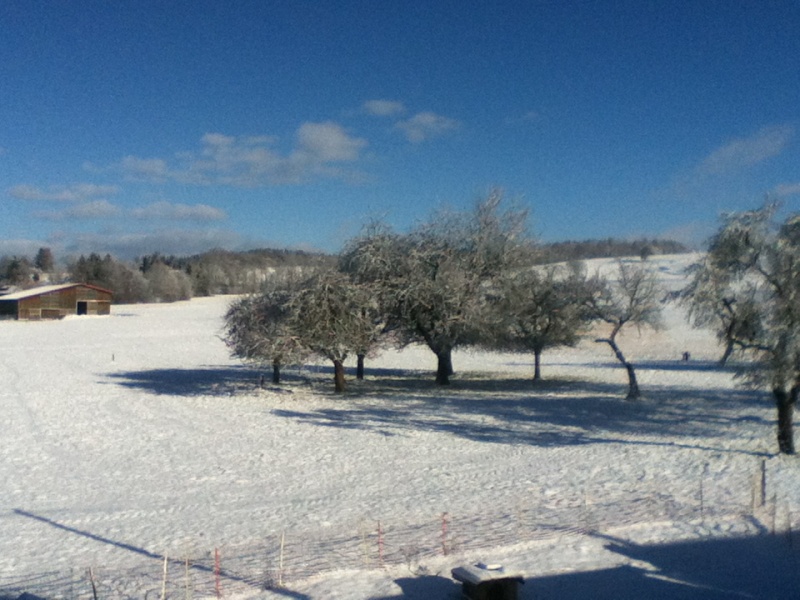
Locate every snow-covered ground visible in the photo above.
<box><xmin>1</xmin><ymin>254</ymin><xmax>799</xmax><ymax>599</ymax></box>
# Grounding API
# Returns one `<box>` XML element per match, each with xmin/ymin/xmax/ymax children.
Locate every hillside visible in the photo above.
<box><xmin>0</xmin><ymin>254</ymin><xmax>798</xmax><ymax>599</ymax></box>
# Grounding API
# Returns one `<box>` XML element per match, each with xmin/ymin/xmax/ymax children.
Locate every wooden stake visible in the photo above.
<box><xmin>699</xmin><ymin>476</ymin><xmax>705</xmax><ymax>521</ymax></box>
<box><xmin>215</xmin><ymin>547</ymin><xmax>221</xmax><ymax>598</ymax></box>
<box><xmin>771</xmin><ymin>495</ymin><xmax>778</xmax><ymax>535</ymax></box>
<box><xmin>279</xmin><ymin>531</ymin><xmax>285</xmax><ymax>587</ymax></box>
<box><xmin>441</xmin><ymin>512</ymin><xmax>449</xmax><ymax>556</ymax></box>
<box><xmin>185</xmin><ymin>557</ymin><xmax>191</xmax><ymax>600</ymax></box>
<box><xmin>360</xmin><ymin>522</ymin><xmax>369</xmax><ymax>566</ymax></box>
<box><xmin>377</xmin><ymin>521</ymin><xmax>384</xmax><ymax>567</ymax></box>
<box><xmin>160</xmin><ymin>554</ymin><xmax>168</xmax><ymax>600</ymax></box>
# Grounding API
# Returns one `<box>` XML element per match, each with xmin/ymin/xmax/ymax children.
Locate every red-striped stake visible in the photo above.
<box><xmin>214</xmin><ymin>547</ymin><xmax>221</xmax><ymax>598</ymax></box>
<box><xmin>441</xmin><ymin>512</ymin><xmax>449</xmax><ymax>556</ymax></box>
<box><xmin>377</xmin><ymin>521</ymin><xmax>384</xmax><ymax>567</ymax></box>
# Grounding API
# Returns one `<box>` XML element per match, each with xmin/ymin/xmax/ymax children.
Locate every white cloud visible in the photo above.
<box><xmin>697</xmin><ymin>125</ymin><xmax>794</xmax><ymax>175</ymax></box>
<box><xmin>34</xmin><ymin>200</ymin><xmax>121</xmax><ymax>220</ymax></box>
<box><xmin>294</xmin><ymin>121</ymin><xmax>367</xmax><ymax>163</ymax></box>
<box><xmin>130</xmin><ymin>201</ymin><xmax>227</xmax><ymax>221</ymax></box>
<box><xmin>115</xmin><ymin>124</ymin><xmax>367</xmax><ymax>186</ymax></box>
<box><xmin>363</xmin><ymin>99</ymin><xmax>406</xmax><ymax>117</ymax></box>
<box><xmin>772</xmin><ymin>182</ymin><xmax>800</xmax><ymax>197</ymax></box>
<box><xmin>120</xmin><ymin>156</ymin><xmax>171</xmax><ymax>182</ymax></box>
<box><xmin>395</xmin><ymin>111</ymin><xmax>460</xmax><ymax>143</ymax></box>
<box><xmin>9</xmin><ymin>183</ymin><xmax>119</xmax><ymax>202</ymax></box>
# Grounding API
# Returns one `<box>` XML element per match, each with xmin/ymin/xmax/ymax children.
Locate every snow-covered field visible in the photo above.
<box><xmin>1</xmin><ymin>254</ymin><xmax>799</xmax><ymax>599</ymax></box>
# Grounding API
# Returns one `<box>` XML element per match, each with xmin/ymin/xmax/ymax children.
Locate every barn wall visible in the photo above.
<box><xmin>9</xmin><ymin>286</ymin><xmax>113</xmax><ymax>320</ymax></box>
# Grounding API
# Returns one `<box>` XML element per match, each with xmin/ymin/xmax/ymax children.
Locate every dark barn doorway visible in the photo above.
<box><xmin>76</xmin><ymin>301</ymin><xmax>88</xmax><ymax>315</ymax></box>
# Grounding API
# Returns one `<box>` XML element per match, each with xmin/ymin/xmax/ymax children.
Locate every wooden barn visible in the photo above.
<box><xmin>0</xmin><ymin>283</ymin><xmax>113</xmax><ymax>320</ymax></box>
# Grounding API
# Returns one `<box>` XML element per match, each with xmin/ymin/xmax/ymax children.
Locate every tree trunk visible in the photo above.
<box><xmin>356</xmin><ymin>354</ymin><xmax>365</xmax><ymax>380</ymax></box>
<box><xmin>435</xmin><ymin>347</ymin><xmax>452</xmax><ymax>385</ymax></box>
<box><xmin>333</xmin><ymin>359</ymin><xmax>346</xmax><ymax>393</ymax></box>
<box><xmin>597</xmin><ymin>337</ymin><xmax>640</xmax><ymax>400</ymax></box>
<box><xmin>272</xmin><ymin>359</ymin><xmax>281</xmax><ymax>384</ymax></box>
<box><xmin>719</xmin><ymin>340</ymin><xmax>734</xmax><ymax>367</ymax></box>
<box><xmin>624</xmin><ymin>361</ymin><xmax>641</xmax><ymax>400</ymax></box>
<box><xmin>774</xmin><ymin>386</ymin><xmax>796</xmax><ymax>455</ymax></box>
<box><xmin>533</xmin><ymin>348</ymin><xmax>542</xmax><ymax>382</ymax></box>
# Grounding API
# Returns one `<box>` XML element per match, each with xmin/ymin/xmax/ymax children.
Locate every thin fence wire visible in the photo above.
<box><xmin>2</xmin><ymin>467</ymin><xmax>798</xmax><ymax>599</ymax></box>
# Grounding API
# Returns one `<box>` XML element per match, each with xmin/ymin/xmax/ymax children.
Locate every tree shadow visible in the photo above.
<box><xmin>635</xmin><ymin>359</ymin><xmax>739</xmax><ymax>373</ymax></box>
<box><xmin>270</xmin><ymin>375</ymin><xmax>773</xmax><ymax>456</ymax></box>
<box><xmin>528</xmin><ymin>532</ymin><xmax>800</xmax><ymax>599</ymax></box>
<box><xmin>101</xmin><ymin>363</ymin><xmax>773</xmax><ymax>456</ymax></box>
<box><xmin>103</xmin><ymin>365</ymin><xmax>291</xmax><ymax>396</ymax></box>
<box><xmin>544</xmin><ymin>359</ymin><xmax>739</xmax><ymax>374</ymax></box>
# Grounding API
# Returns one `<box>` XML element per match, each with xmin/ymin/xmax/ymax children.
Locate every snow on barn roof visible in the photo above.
<box><xmin>0</xmin><ymin>283</ymin><xmax>112</xmax><ymax>300</ymax></box>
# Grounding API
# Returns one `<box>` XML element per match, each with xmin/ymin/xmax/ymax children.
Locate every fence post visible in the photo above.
<box><xmin>160</xmin><ymin>554</ymin><xmax>168</xmax><ymax>600</ymax></box>
<box><xmin>215</xmin><ymin>548</ymin><xmax>221</xmax><ymax>598</ymax></box>
<box><xmin>185</xmin><ymin>557</ymin><xmax>191</xmax><ymax>600</ymax></box>
<box><xmin>441</xmin><ymin>512</ymin><xmax>449</xmax><ymax>556</ymax></box>
<box><xmin>699</xmin><ymin>475</ymin><xmax>705</xmax><ymax>521</ymax></box>
<box><xmin>279</xmin><ymin>532</ymin><xmax>285</xmax><ymax>587</ymax></box>
<box><xmin>377</xmin><ymin>521</ymin><xmax>384</xmax><ymax>567</ymax></box>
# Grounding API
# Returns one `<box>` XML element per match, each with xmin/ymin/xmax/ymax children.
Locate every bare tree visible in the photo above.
<box><xmin>341</xmin><ymin>191</ymin><xmax>530</xmax><ymax>385</ymax></box>
<box><xmin>489</xmin><ymin>262</ymin><xmax>590</xmax><ymax>381</ymax></box>
<box><xmin>288</xmin><ymin>271</ymin><xmax>383</xmax><ymax>393</ymax></box>
<box><xmin>585</xmin><ymin>261</ymin><xmax>663</xmax><ymax>400</ymax></box>
<box><xmin>224</xmin><ymin>289</ymin><xmax>306</xmax><ymax>384</ymax></box>
<box><xmin>143</xmin><ymin>261</ymin><xmax>193</xmax><ymax>302</ymax></box>
<box><xmin>684</xmin><ymin>203</ymin><xmax>800</xmax><ymax>454</ymax></box>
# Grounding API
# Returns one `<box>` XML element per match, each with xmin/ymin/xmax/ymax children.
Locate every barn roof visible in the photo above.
<box><xmin>0</xmin><ymin>283</ymin><xmax>113</xmax><ymax>300</ymax></box>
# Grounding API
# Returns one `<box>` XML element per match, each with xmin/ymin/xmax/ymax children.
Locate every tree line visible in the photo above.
<box><xmin>0</xmin><ymin>236</ymin><xmax>679</xmax><ymax>303</ymax></box>
<box><xmin>534</xmin><ymin>238</ymin><xmax>689</xmax><ymax>264</ymax></box>
<box><xmin>0</xmin><ymin>247</ymin><xmax>334</xmax><ymax>303</ymax></box>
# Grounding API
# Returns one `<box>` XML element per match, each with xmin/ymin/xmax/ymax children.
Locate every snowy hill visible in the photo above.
<box><xmin>0</xmin><ymin>254</ymin><xmax>798</xmax><ymax>599</ymax></box>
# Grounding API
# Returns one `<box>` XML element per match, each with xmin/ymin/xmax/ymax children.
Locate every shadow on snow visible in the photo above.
<box><xmin>3</xmin><ymin>509</ymin><xmax>309</xmax><ymax>600</ymax></box>
<box><xmin>370</xmin><ymin>532</ymin><xmax>800</xmax><ymax>599</ymax></box>
<box><xmin>102</xmin><ymin>364</ymin><xmax>773</xmax><ymax>456</ymax></box>
<box><xmin>526</xmin><ymin>531</ymin><xmax>800</xmax><ymax>600</ymax></box>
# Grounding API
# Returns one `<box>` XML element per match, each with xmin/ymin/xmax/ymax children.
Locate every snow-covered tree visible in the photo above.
<box><xmin>585</xmin><ymin>261</ymin><xmax>663</xmax><ymax>400</ymax></box>
<box><xmin>488</xmin><ymin>262</ymin><xmax>590</xmax><ymax>381</ymax></box>
<box><xmin>224</xmin><ymin>288</ymin><xmax>307</xmax><ymax>385</ymax></box>
<box><xmin>340</xmin><ymin>191</ymin><xmax>530</xmax><ymax>385</ymax></box>
<box><xmin>684</xmin><ymin>204</ymin><xmax>800</xmax><ymax>454</ymax></box>
<box><xmin>287</xmin><ymin>271</ymin><xmax>382</xmax><ymax>393</ymax></box>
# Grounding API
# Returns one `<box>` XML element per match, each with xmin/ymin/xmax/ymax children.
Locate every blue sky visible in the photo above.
<box><xmin>2</xmin><ymin>1</ymin><xmax>799</xmax><ymax>260</ymax></box>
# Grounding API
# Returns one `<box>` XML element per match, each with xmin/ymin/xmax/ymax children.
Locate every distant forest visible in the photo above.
<box><xmin>0</xmin><ymin>237</ymin><xmax>688</xmax><ymax>304</ymax></box>
<box><xmin>533</xmin><ymin>238</ymin><xmax>690</xmax><ymax>264</ymax></box>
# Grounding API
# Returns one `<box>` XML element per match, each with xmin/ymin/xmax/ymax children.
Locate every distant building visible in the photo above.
<box><xmin>0</xmin><ymin>283</ymin><xmax>113</xmax><ymax>320</ymax></box>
